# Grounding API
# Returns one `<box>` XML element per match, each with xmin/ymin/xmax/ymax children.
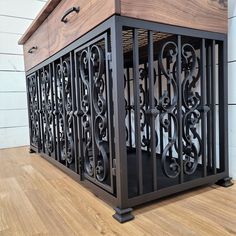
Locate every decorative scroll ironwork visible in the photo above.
<box><xmin>76</xmin><ymin>35</ymin><xmax>113</xmax><ymax>192</ymax></box>
<box><xmin>157</xmin><ymin>41</ymin><xmax>202</xmax><ymax>178</ymax></box>
<box><xmin>25</xmin><ymin>19</ymin><xmax>226</xmax><ymax>207</ymax></box>
<box><xmin>79</xmin><ymin>44</ymin><xmax>109</xmax><ymax>182</ymax></box>
<box><xmin>139</xmin><ymin>68</ymin><xmax>150</xmax><ymax>148</ymax></box>
<box><xmin>91</xmin><ymin>45</ymin><xmax>109</xmax><ymax>182</ymax></box>
<box><xmin>124</xmin><ymin>67</ymin><xmax>158</xmax><ymax>149</ymax></box>
<box><xmin>40</xmin><ymin>69</ymin><xmax>54</xmax><ymax>155</ymax></box>
<box><xmin>181</xmin><ymin>43</ymin><xmax>201</xmax><ymax>175</ymax></box>
<box><xmin>56</xmin><ymin>63</ymin><xmax>66</xmax><ymax>162</ymax></box>
<box><xmin>28</xmin><ymin>73</ymin><xmax>40</xmax><ymax>149</ymax></box>
<box><xmin>158</xmin><ymin>41</ymin><xmax>180</xmax><ymax>179</ymax></box>
<box><xmin>79</xmin><ymin>48</ymin><xmax>94</xmax><ymax>177</ymax></box>
<box><xmin>56</xmin><ymin>59</ymin><xmax>75</xmax><ymax>166</ymax></box>
<box><xmin>63</xmin><ymin>59</ymin><xmax>74</xmax><ymax>165</ymax></box>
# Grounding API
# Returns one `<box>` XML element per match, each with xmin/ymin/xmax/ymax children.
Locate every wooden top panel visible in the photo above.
<box><xmin>18</xmin><ymin>0</ymin><xmax>61</xmax><ymax>45</ymax></box>
<box><xmin>19</xmin><ymin>0</ymin><xmax>227</xmax><ymax>46</ymax></box>
<box><xmin>121</xmin><ymin>0</ymin><xmax>228</xmax><ymax>34</ymax></box>
<box><xmin>47</xmin><ymin>0</ymin><xmax>116</xmax><ymax>56</ymax></box>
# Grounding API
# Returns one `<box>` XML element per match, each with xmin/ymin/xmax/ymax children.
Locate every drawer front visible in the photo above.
<box><xmin>47</xmin><ymin>0</ymin><xmax>116</xmax><ymax>55</ymax></box>
<box><xmin>23</xmin><ymin>21</ymin><xmax>49</xmax><ymax>71</ymax></box>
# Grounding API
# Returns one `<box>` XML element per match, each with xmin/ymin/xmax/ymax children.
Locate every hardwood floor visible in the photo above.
<box><xmin>0</xmin><ymin>146</ymin><xmax>235</xmax><ymax>236</ymax></box>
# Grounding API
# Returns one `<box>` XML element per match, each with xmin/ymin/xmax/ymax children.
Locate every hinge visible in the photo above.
<box><xmin>107</xmin><ymin>52</ymin><xmax>112</xmax><ymax>69</ymax></box>
<box><xmin>107</xmin><ymin>52</ymin><xmax>112</xmax><ymax>61</ymax></box>
<box><xmin>112</xmin><ymin>158</ymin><xmax>116</xmax><ymax>176</ymax></box>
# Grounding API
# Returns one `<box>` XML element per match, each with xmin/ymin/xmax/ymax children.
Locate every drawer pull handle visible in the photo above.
<box><xmin>28</xmin><ymin>46</ymin><xmax>38</xmax><ymax>54</ymax></box>
<box><xmin>61</xmin><ymin>7</ymin><xmax>80</xmax><ymax>23</ymax></box>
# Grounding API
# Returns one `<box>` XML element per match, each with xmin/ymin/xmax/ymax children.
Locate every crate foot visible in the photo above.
<box><xmin>113</xmin><ymin>207</ymin><xmax>134</xmax><ymax>223</ymax></box>
<box><xmin>216</xmin><ymin>177</ymin><xmax>234</xmax><ymax>187</ymax></box>
<box><xmin>29</xmin><ymin>148</ymin><xmax>36</xmax><ymax>154</ymax></box>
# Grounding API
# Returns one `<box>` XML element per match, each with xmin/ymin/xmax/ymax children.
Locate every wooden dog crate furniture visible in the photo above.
<box><xmin>19</xmin><ymin>0</ymin><xmax>232</xmax><ymax>223</ymax></box>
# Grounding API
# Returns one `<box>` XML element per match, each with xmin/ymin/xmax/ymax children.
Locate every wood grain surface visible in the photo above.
<box><xmin>23</xmin><ymin>20</ymin><xmax>49</xmax><ymax>71</ymax></box>
<box><xmin>0</xmin><ymin>146</ymin><xmax>235</xmax><ymax>235</ymax></box>
<box><xmin>47</xmin><ymin>0</ymin><xmax>116</xmax><ymax>56</ymax></box>
<box><xmin>19</xmin><ymin>0</ymin><xmax>227</xmax><ymax>71</ymax></box>
<box><xmin>121</xmin><ymin>0</ymin><xmax>227</xmax><ymax>34</ymax></box>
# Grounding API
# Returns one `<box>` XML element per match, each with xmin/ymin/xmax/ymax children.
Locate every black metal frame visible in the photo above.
<box><xmin>26</xmin><ymin>15</ymin><xmax>233</xmax><ymax>223</ymax></box>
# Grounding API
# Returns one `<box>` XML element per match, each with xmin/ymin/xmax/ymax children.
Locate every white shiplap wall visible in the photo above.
<box><xmin>228</xmin><ymin>0</ymin><xmax>236</xmax><ymax>179</ymax></box>
<box><xmin>0</xmin><ymin>0</ymin><xmax>46</xmax><ymax>148</ymax></box>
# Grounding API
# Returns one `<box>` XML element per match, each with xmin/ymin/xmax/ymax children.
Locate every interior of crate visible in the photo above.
<box><xmin>122</xmin><ymin>28</ymin><xmax>221</xmax><ymax>198</ymax></box>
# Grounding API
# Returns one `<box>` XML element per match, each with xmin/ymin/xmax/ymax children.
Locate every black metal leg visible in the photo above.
<box><xmin>29</xmin><ymin>148</ymin><xmax>36</xmax><ymax>154</ymax></box>
<box><xmin>113</xmin><ymin>207</ymin><xmax>134</xmax><ymax>223</ymax></box>
<box><xmin>216</xmin><ymin>177</ymin><xmax>234</xmax><ymax>187</ymax></box>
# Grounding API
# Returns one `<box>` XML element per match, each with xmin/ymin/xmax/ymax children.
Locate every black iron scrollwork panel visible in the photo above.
<box><xmin>158</xmin><ymin>41</ymin><xmax>180</xmax><ymax>179</ymax></box>
<box><xmin>55</xmin><ymin>57</ymin><xmax>75</xmax><ymax>170</ymax></box>
<box><xmin>181</xmin><ymin>43</ymin><xmax>202</xmax><ymax>175</ymax></box>
<box><xmin>75</xmin><ymin>34</ymin><xmax>114</xmax><ymax>193</ymax></box>
<box><xmin>158</xmin><ymin>41</ymin><xmax>202</xmax><ymax>178</ymax></box>
<box><xmin>124</xmin><ymin>34</ymin><xmax>205</xmax><ymax>188</ymax></box>
<box><xmin>39</xmin><ymin>67</ymin><xmax>55</xmax><ymax>157</ymax></box>
<box><xmin>27</xmin><ymin>73</ymin><xmax>41</xmax><ymax>150</ymax></box>
<box><xmin>124</xmin><ymin>67</ymin><xmax>158</xmax><ymax>150</ymax></box>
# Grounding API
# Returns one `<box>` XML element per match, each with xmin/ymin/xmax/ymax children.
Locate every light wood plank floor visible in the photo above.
<box><xmin>0</xmin><ymin>147</ymin><xmax>236</xmax><ymax>235</ymax></box>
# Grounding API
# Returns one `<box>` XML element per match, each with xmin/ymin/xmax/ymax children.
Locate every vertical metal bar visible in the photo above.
<box><xmin>61</xmin><ymin>57</ymin><xmax>68</xmax><ymax>167</ymax></box>
<box><xmin>74</xmin><ymin>52</ymin><xmax>83</xmax><ymax>178</ymax></box>
<box><xmin>126</xmin><ymin>68</ymin><xmax>132</xmax><ymax>148</ymax></box>
<box><xmin>25</xmin><ymin>75</ymin><xmax>32</xmax><ymax>147</ymax></box>
<box><xmin>177</xmin><ymin>35</ymin><xmax>184</xmax><ymax>184</ymax></box>
<box><xmin>132</xmin><ymin>28</ymin><xmax>143</xmax><ymax>195</ymax></box>
<box><xmin>49</xmin><ymin>64</ymin><xmax>57</xmax><ymax>159</ymax></box>
<box><xmin>105</xmin><ymin>34</ymin><xmax>115</xmax><ymax>192</ymax></box>
<box><xmin>167</xmin><ymin>58</ymin><xmax>172</xmax><ymax>157</ymax></box>
<box><xmin>53</xmin><ymin>61</ymin><xmax>60</xmax><ymax>162</ymax></box>
<box><xmin>70</xmin><ymin>52</ymin><xmax>78</xmax><ymax>173</ymax></box>
<box><xmin>206</xmin><ymin>43</ymin><xmax>212</xmax><ymax>171</ymax></box>
<box><xmin>144</xmin><ymin>62</ymin><xmax>149</xmax><ymax>152</ymax></box>
<box><xmin>158</xmin><ymin>63</ymin><xmax>163</xmax><ymax>153</ymax></box>
<box><xmin>200</xmin><ymin>39</ymin><xmax>207</xmax><ymax>177</ymax></box>
<box><xmin>111</xmin><ymin>17</ymin><xmax>129</xmax><ymax>208</ymax></box>
<box><xmin>211</xmin><ymin>40</ymin><xmax>217</xmax><ymax>175</ymax></box>
<box><xmin>218</xmin><ymin>38</ymin><xmax>228</xmax><ymax>174</ymax></box>
<box><xmin>87</xmin><ymin>47</ymin><xmax>97</xmax><ymax>179</ymax></box>
<box><xmin>42</xmin><ymin>66</ymin><xmax>47</xmax><ymax>155</ymax></box>
<box><xmin>26</xmin><ymin>74</ymin><xmax>37</xmax><ymax>151</ymax></box>
<box><xmin>38</xmin><ymin>69</ymin><xmax>44</xmax><ymax>153</ymax></box>
<box><xmin>148</xmin><ymin>31</ymin><xmax>157</xmax><ymax>191</ymax></box>
<box><xmin>36</xmin><ymin>70</ymin><xmax>42</xmax><ymax>152</ymax></box>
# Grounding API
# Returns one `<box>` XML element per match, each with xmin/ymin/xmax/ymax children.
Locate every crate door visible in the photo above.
<box><xmin>74</xmin><ymin>33</ymin><xmax>115</xmax><ymax>194</ymax></box>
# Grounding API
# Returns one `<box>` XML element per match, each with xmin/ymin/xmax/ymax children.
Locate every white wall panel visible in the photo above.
<box><xmin>0</xmin><ymin>109</ymin><xmax>28</xmax><ymax>128</ymax></box>
<box><xmin>229</xmin><ymin>0</ymin><xmax>236</xmax><ymax>19</ymax></box>
<box><xmin>228</xmin><ymin>105</ymin><xmax>236</xmax><ymax>148</ymax></box>
<box><xmin>228</xmin><ymin>0</ymin><xmax>236</xmax><ymax>180</ymax></box>
<box><xmin>0</xmin><ymin>126</ymin><xmax>29</xmax><ymax>149</ymax></box>
<box><xmin>0</xmin><ymin>71</ymin><xmax>26</xmax><ymax>91</ymax></box>
<box><xmin>0</xmin><ymin>1</ymin><xmax>46</xmax><ymax>149</ymax></box>
<box><xmin>229</xmin><ymin>147</ymin><xmax>236</xmax><ymax>179</ymax></box>
<box><xmin>0</xmin><ymin>16</ymin><xmax>32</xmax><ymax>35</ymax></box>
<box><xmin>0</xmin><ymin>92</ymin><xmax>27</xmax><ymax>109</ymax></box>
<box><xmin>0</xmin><ymin>54</ymin><xmax>24</xmax><ymax>71</ymax></box>
<box><xmin>0</xmin><ymin>0</ymin><xmax>46</xmax><ymax>19</ymax></box>
<box><xmin>0</xmin><ymin>33</ymin><xmax>23</xmax><ymax>54</ymax></box>
<box><xmin>228</xmin><ymin>61</ymin><xmax>236</xmax><ymax>104</ymax></box>
<box><xmin>228</xmin><ymin>17</ymin><xmax>236</xmax><ymax>62</ymax></box>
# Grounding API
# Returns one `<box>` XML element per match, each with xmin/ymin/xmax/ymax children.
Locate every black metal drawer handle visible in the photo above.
<box><xmin>28</xmin><ymin>46</ymin><xmax>38</xmax><ymax>54</ymax></box>
<box><xmin>61</xmin><ymin>6</ymin><xmax>80</xmax><ymax>23</ymax></box>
